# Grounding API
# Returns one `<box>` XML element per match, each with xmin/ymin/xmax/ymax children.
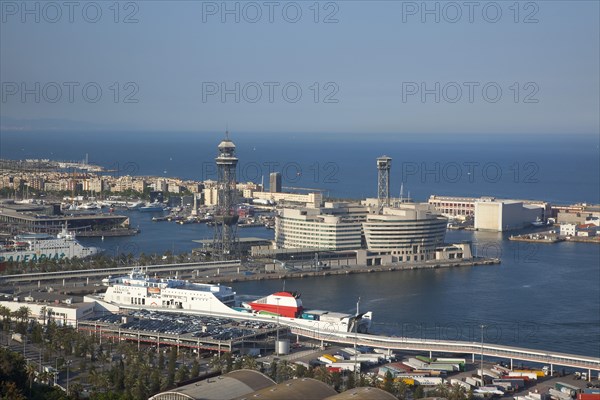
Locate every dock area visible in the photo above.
<box><xmin>204</xmin><ymin>257</ymin><xmax>500</xmax><ymax>284</ymax></box>
<box><xmin>509</xmin><ymin>233</ymin><xmax>564</xmax><ymax>243</ymax></box>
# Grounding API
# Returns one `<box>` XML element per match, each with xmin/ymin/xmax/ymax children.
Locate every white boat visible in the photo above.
<box><xmin>531</xmin><ymin>217</ymin><xmax>545</xmax><ymax>227</ymax></box>
<box><xmin>0</xmin><ymin>227</ymin><xmax>99</xmax><ymax>263</ymax></box>
<box><xmin>139</xmin><ymin>202</ymin><xmax>165</xmax><ymax>212</ymax></box>
<box><xmin>94</xmin><ymin>269</ymin><xmax>373</xmax><ymax>334</ymax></box>
<box><xmin>79</xmin><ymin>202</ymin><xmax>100</xmax><ymax>210</ymax></box>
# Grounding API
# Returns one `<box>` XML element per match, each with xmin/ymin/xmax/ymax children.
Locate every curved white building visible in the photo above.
<box><xmin>274</xmin><ymin>201</ymin><xmax>449</xmax><ymax>263</ymax></box>
<box><xmin>362</xmin><ymin>204</ymin><xmax>447</xmax><ymax>262</ymax></box>
<box><xmin>275</xmin><ymin>203</ymin><xmax>365</xmax><ymax>250</ymax></box>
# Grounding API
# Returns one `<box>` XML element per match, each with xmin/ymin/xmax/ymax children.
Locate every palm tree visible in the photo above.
<box><xmin>15</xmin><ymin>306</ymin><xmax>31</xmax><ymax>324</ymax></box>
<box><xmin>38</xmin><ymin>370</ymin><xmax>52</xmax><ymax>385</ymax></box>
<box><xmin>313</xmin><ymin>366</ymin><xmax>331</xmax><ymax>385</ymax></box>
<box><xmin>40</xmin><ymin>306</ymin><xmax>47</xmax><ymax>325</ymax></box>
<box><xmin>0</xmin><ymin>305</ymin><xmax>11</xmax><ymax>330</ymax></box>
<box><xmin>241</xmin><ymin>355</ymin><xmax>259</xmax><ymax>370</ymax></box>
<box><xmin>449</xmin><ymin>383</ymin><xmax>467</xmax><ymax>400</ymax></box>
<box><xmin>433</xmin><ymin>382</ymin><xmax>450</xmax><ymax>398</ymax></box>
<box><xmin>395</xmin><ymin>380</ymin><xmax>409</xmax><ymax>399</ymax></box>
<box><xmin>25</xmin><ymin>363</ymin><xmax>37</xmax><ymax>392</ymax></box>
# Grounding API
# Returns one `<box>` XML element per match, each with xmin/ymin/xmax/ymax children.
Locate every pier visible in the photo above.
<box><xmin>0</xmin><ymin>260</ymin><xmax>241</xmax><ymax>284</ymax></box>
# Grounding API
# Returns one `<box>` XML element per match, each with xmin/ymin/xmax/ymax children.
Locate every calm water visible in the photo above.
<box><xmin>1</xmin><ymin>132</ymin><xmax>599</xmax><ymax>357</ymax></box>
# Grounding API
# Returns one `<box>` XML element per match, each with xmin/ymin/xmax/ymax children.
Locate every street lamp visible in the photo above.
<box><xmin>480</xmin><ymin>324</ymin><xmax>485</xmax><ymax>386</ymax></box>
<box><xmin>66</xmin><ymin>360</ymin><xmax>72</xmax><ymax>395</ymax></box>
<box><xmin>275</xmin><ymin>298</ymin><xmax>280</xmax><ymax>355</ymax></box>
<box><xmin>354</xmin><ymin>297</ymin><xmax>360</xmax><ymax>383</ymax></box>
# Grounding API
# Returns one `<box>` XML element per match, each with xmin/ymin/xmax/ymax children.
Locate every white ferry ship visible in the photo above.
<box><xmin>0</xmin><ymin>227</ymin><xmax>99</xmax><ymax>263</ymax></box>
<box><xmin>94</xmin><ymin>269</ymin><xmax>373</xmax><ymax>334</ymax></box>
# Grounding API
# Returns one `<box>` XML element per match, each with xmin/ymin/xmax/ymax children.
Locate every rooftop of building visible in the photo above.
<box><xmin>325</xmin><ymin>387</ymin><xmax>398</xmax><ymax>400</ymax></box>
<box><xmin>233</xmin><ymin>377</ymin><xmax>337</xmax><ymax>400</ymax></box>
<box><xmin>149</xmin><ymin>369</ymin><xmax>275</xmax><ymax>400</ymax></box>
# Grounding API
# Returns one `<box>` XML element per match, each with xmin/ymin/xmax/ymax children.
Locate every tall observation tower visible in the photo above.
<box><xmin>212</xmin><ymin>131</ymin><xmax>239</xmax><ymax>260</ymax></box>
<box><xmin>377</xmin><ymin>156</ymin><xmax>392</xmax><ymax>214</ymax></box>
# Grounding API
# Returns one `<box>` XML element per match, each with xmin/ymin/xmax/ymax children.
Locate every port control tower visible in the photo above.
<box><xmin>212</xmin><ymin>131</ymin><xmax>240</xmax><ymax>259</ymax></box>
<box><xmin>377</xmin><ymin>156</ymin><xmax>392</xmax><ymax>214</ymax></box>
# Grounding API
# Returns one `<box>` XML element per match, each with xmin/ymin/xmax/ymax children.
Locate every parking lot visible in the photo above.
<box><xmin>82</xmin><ymin>310</ymin><xmax>279</xmax><ymax>345</ymax></box>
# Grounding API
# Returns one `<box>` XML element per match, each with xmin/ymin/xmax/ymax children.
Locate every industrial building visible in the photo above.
<box><xmin>0</xmin><ymin>299</ymin><xmax>95</xmax><ymax>327</ymax></box>
<box><xmin>250</xmin><ymin>191</ymin><xmax>323</xmax><ymax>208</ymax></box>
<box><xmin>0</xmin><ymin>203</ymin><xmax>130</xmax><ymax>234</ymax></box>
<box><xmin>552</xmin><ymin>204</ymin><xmax>600</xmax><ymax>225</ymax></box>
<box><xmin>428</xmin><ymin>195</ymin><xmax>551</xmax><ymax>224</ymax></box>
<box><xmin>474</xmin><ymin>199</ymin><xmax>544</xmax><ymax>232</ymax></box>
<box><xmin>269</xmin><ymin>172</ymin><xmax>282</xmax><ymax>193</ymax></box>
<box><xmin>149</xmin><ymin>370</ymin><xmax>396</xmax><ymax>400</ymax></box>
<box><xmin>148</xmin><ymin>370</ymin><xmax>276</xmax><ymax>400</ymax></box>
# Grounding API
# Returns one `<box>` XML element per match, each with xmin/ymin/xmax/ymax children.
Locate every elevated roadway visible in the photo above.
<box><xmin>289</xmin><ymin>326</ymin><xmax>600</xmax><ymax>375</ymax></box>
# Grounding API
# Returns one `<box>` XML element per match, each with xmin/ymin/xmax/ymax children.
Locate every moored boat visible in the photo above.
<box><xmin>93</xmin><ymin>269</ymin><xmax>373</xmax><ymax>334</ymax></box>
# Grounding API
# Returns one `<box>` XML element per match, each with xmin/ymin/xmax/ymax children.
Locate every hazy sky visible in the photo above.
<box><xmin>1</xmin><ymin>1</ymin><xmax>598</xmax><ymax>134</ymax></box>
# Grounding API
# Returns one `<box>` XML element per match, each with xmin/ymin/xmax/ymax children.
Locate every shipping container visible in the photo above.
<box><xmin>556</xmin><ymin>382</ymin><xmax>580</xmax><ymax>397</ymax></box>
<box><xmin>412</xmin><ymin>370</ymin><xmax>445</xmax><ymax>377</ymax></box>
<box><xmin>419</xmin><ymin>365</ymin><xmax>456</xmax><ymax>372</ymax></box>
<box><xmin>416</xmin><ymin>355</ymin><xmax>434</xmax><ymax>363</ymax></box>
<box><xmin>436</xmin><ymin>358</ymin><xmax>466</xmax><ymax>370</ymax></box>
<box><xmin>466</xmin><ymin>377</ymin><xmax>482</xmax><ymax>387</ymax></box>
<box><xmin>493</xmin><ymin>364</ymin><xmax>512</xmax><ymax>374</ymax></box>
<box><xmin>515</xmin><ymin>369</ymin><xmax>546</xmax><ymax>378</ymax></box>
<box><xmin>414</xmin><ymin>376</ymin><xmax>445</xmax><ymax>386</ymax></box>
<box><xmin>550</xmin><ymin>388</ymin><xmax>573</xmax><ymax>400</ymax></box>
<box><xmin>478</xmin><ymin>368</ymin><xmax>501</xmax><ymax>378</ymax></box>
<box><xmin>493</xmin><ymin>378</ymin><xmax>523</xmax><ymax>390</ymax></box>
<box><xmin>509</xmin><ymin>372</ymin><xmax>538</xmax><ymax>380</ymax></box>
<box><xmin>450</xmin><ymin>378</ymin><xmax>473</xmax><ymax>390</ymax></box>
<box><xmin>577</xmin><ymin>394</ymin><xmax>600</xmax><ymax>400</ymax></box>
<box><xmin>406</xmin><ymin>358</ymin><xmax>429</xmax><ymax>369</ymax></box>
<box><xmin>318</xmin><ymin>355</ymin><xmax>337</xmax><ymax>364</ymax></box>
<box><xmin>503</xmin><ymin>375</ymin><xmax>530</xmax><ymax>382</ymax></box>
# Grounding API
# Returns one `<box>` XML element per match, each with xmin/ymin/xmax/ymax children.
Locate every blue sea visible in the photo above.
<box><xmin>1</xmin><ymin>131</ymin><xmax>599</xmax><ymax>357</ymax></box>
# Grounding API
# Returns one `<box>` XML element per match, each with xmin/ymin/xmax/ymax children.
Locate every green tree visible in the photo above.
<box><xmin>25</xmin><ymin>363</ymin><xmax>36</xmax><ymax>394</ymax></box>
<box><xmin>346</xmin><ymin>372</ymin><xmax>355</xmax><ymax>390</ymax></box>
<box><xmin>331</xmin><ymin>371</ymin><xmax>342</xmax><ymax>391</ymax></box>
<box><xmin>313</xmin><ymin>366</ymin><xmax>331</xmax><ymax>385</ymax></box>
<box><xmin>166</xmin><ymin>349</ymin><xmax>177</xmax><ymax>388</ymax></box>
<box><xmin>395</xmin><ymin>380</ymin><xmax>409</xmax><ymax>399</ymax></box>
<box><xmin>190</xmin><ymin>360</ymin><xmax>200</xmax><ymax>378</ymax></box>
<box><xmin>414</xmin><ymin>385</ymin><xmax>425</xmax><ymax>399</ymax></box>
<box><xmin>69</xmin><ymin>382</ymin><xmax>84</xmax><ymax>400</ymax></box>
<box><xmin>157</xmin><ymin>350</ymin><xmax>164</xmax><ymax>370</ymax></box>
<box><xmin>449</xmin><ymin>383</ymin><xmax>467</xmax><ymax>400</ymax></box>
<box><xmin>467</xmin><ymin>388</ymin><xmax>474</xmax><ymax>400</ymax></box>
<box><xmin>241</xmin><ymin>355</ymin><xmax>259</xmax><ymax>371</ymax></box>
<box><xmin>294</xmin><ymin>363</ymin><xmax>308</xmax><ymax>378</ymax></box>
<box><xmin>383</xmin><ymin>370</ymin><xmax>394</xmax><ymax>393</ymax></box>
<box><xmin>0</xmin><ymin>305</ymin><xmax>11</xmax><ymax>331</ymax></box>
<box><xmin>175</xmin><ymin>364</ymin><xmax>190</xmax><ymax>383</ymax></box>
<box><xmin>433</xmin><ymin>382</ymin><xmax>450</xmax><ymax>398</ymax></box>
<box><xmin>275</xmin><ymin>360</ymin><xmax>293</xmax><ymax>383</ymax></box>
<box><xmin>223</xmin><ymin>353</ymin><xmax>233</xmax><ymax>373</ymax></box>
<box><xmin>268</xmin><ymin>360</ymin><xmax>278</xmax><ymax>380</ymax></box>
<box><xmin>149</xmin><ymin>369</ymin><xmax>161</xmax><ymax>395</ymax></box>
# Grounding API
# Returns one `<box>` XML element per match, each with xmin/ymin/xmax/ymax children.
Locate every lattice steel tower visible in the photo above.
<box><xmin>377</xmin><ymin>156</ymin><xmax>392</xmax><ymax>213</ymax></box>
<box><xmin>212</xmin><ymin>131</ymin><xmax>239</xmax><ymax>259</ymax></box>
